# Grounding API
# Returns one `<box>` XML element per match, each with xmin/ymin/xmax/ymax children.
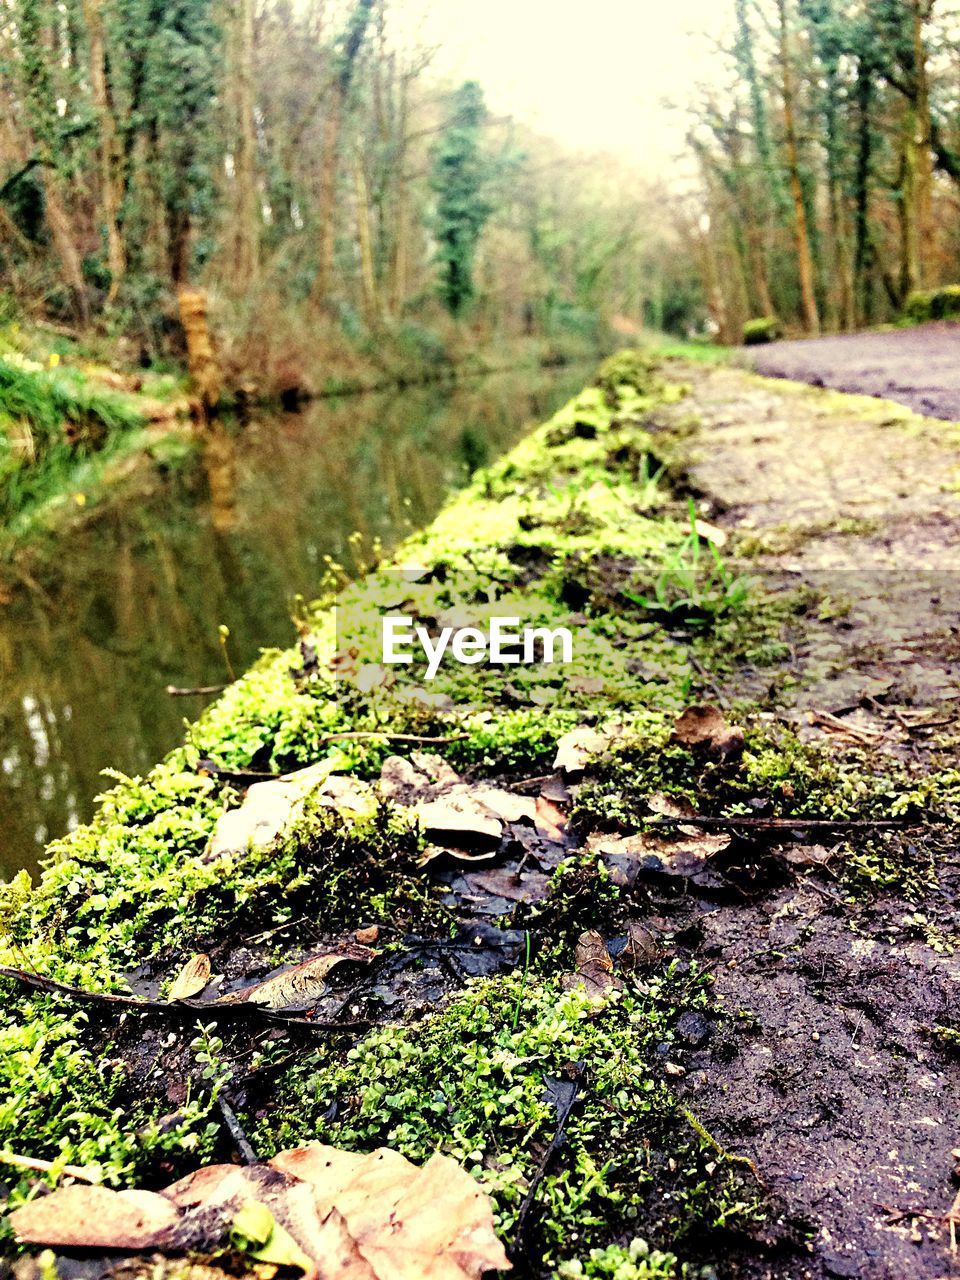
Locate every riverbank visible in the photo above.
<box><xmin>2</xmin><ymin>352</ymin><xmax>958</xmax><ymax>1278</ymax></box>
<box><xmin>0</xmin><ymin>321</ymin><xmax>606</xmax><ymax>588</ymax></box>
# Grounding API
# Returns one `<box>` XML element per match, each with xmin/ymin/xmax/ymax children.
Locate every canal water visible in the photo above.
<box><xmin>0</xmin><ymin>364</ymin><xmax>589</xmax><ymax>879</ymax></box>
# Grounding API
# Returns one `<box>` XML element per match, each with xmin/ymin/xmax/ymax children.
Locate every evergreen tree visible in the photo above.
<box><xmin>430</xmin><ymin>81</ymin><xmax>492</xmax><ymax>317</ymax></box>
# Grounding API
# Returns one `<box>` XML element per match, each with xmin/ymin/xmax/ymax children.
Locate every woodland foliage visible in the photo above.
<box><xmin>686</xmin><ymin>0</ymin><xmax>960</xmax><ymax>341</ymax></box>
<box><xmin>0</xmin><ymin>0</ymin><xmax>672</xmax><ymax>365</ymax></box>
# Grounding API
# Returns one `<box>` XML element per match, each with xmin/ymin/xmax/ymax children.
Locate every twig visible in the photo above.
<box><xmin>645</xmin><ymin>815</ymin><xmax>914</xmax><ymax>831</ymax></box>
<box><xmin>315</xmin><ymin>731</ymin><xmax>469</xmax><ymax>746</ymax></box>
<box><xmin>511</xmin><ymin>1071</ymin><xmax>582</xmax><ymax>1259</ymax></box>
<box><xmin>197</xmin><ymin>759</ymin><xmax>281</xmax><ymax>783</ymax></box>
<box><xmin>217</xmin><ymin>1095</ymin><xmax>258</xmax><ymax>1164</ymax></box>
<box><xmin>808</xmin><ymin>708</ymin><xmax>886</xmax><ymax>744</ymax></box>
<box><xmin>0</xmin><ymin>966</ymin><xmax>368</xmax><ymax>1034</ymax></box>
<box><xmin>165</xmin><ymin>683</ymin><xmax>228</xmax><ymax>697</ymax></box>
<box><xmin>0</xmin><ymin>1149</ymin><xmax>99</xmax><ymax>1184</ymax></box>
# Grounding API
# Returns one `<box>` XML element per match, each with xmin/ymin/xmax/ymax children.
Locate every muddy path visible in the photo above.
<box><xmin>670</xmin><ymin>361</ymin><xmax>960</xmax><ymax>1279</ymax></box>
<box><xmin>744</xmin><ymin>321</ymin><xmax>960</xmax><ymax>423</ymax></box>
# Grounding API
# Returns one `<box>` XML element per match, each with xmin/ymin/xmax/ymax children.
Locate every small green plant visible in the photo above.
<box><xmin>742</xmin><ymin>316</ymin><xmax>782</xmax><ymax>346</ymax></box>
<box><xmin>623</xmin><ymin>502</ymin><xmax>747</xmax><ymax>629</ymax></box>
<box><xmin>903</xmin><ymin>284</ymin><xmax>960</xmax><ymax>325</ymax></box>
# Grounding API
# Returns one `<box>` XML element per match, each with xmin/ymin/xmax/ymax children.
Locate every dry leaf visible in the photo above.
<box><xmin>216</xmin><ymin>945</ymin><xmax>376</xmax><ymax>1010</ymax></box>
<box><xmin>647</xmin><ymin>791</ymin><xmax>699</xmax><ymax>820</ymax></box>
<box><xmin>10</xmin><ymin>1185</ymin><xmax>179</xmax><ymax>1248</ymax></box>
<box><xmin>355</xmin><ymin>663</ymin><xmax>392</xmax><ymax>693</ymax></box>
<box><xmin>693</xmin><ymin>518</ymin><xmax>728</xmax><ymax>548</ymax></box>
<box><xmin>415</xmin><ymin>796</ymin><xmax>503</xmax><ymax>848</ymax></box>
<box><xmin>671</xmin><ymin>705</ymin><xmax>744</xmax><ymax>763</ymax></box>
<box><xmin>13</xmin><ymin>1143</ymin><xmax>510</xmax><ymax>1280</ymax></box>
<box><xmin>205</xmin><ymin>763</ymin><xmax>332</xmax><ymax>862</ymax></box>
<box><xmin>167</xmin><ymin>953</ymin><xmax>212</xmax><ymax>1002</ymax></box>
<box><xmin>561</xmin><ymin>929</ymin><xmax>623</xmax><ymax>1001</ymax></box>
<box><xmin>272</xmin><ymin>1145</ymin><xmax>510</xmax><ymax>1279</ymax></box>
<box><xmin>534</xmin><ymin>794</ymin><xmax>567</xmax><ymax>841</ymax></box>
<box><xmin>621</xmin><ymin>921</ymin><xmax>664</xmax><ymax>971</ymax></box>
<box><xmin>568</xmin><ymin>675</ymin><xmax>604</xmax><ymax>695</ymax></box>
<box><xmin>553</xmin><ymin>726</ymin><xmax>611</xmax><ymax>777</ymax></box>
<box><xmin>419</xmin><ymin>843</ymin><xmax>498</xmax><ymax>868</ymax></box>
<box><xmin>588</xmin><ymin>830</ymin><xmax>730</xmax><ymax>889</ymax></box>
<box><xmin>317</xmin><ymin>775</ymin><xmax>377</xmax><ymax>817</ymax></box>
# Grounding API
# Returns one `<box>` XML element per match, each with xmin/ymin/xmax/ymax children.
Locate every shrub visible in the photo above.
<box><xmin>742</xmin><ymin>316</ymin><xmax>782</xmax><ymax>346</ymax></box>
<box><xmin>903</xmin><ymin>285</ymin><xmax>960</xmax><ymax>324</ymax></box>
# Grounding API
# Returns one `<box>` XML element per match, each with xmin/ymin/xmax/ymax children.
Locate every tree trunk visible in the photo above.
<box><xmin>234</xmin><ymin>0</ymin><xmax>259</xmax><ymax>286</ymax></box>
<box><xmin>178</xmin><ymin>287</ymin><xmax>222</xmax><ymax>412</ymax></box>
<box><xmin>777</xmin><ymin>0</ymin><xmax>820</xmax><ymax>334</ymax></box>
<box><xmin>82</xmin><ymin>0</ymin><xmax>125</xmax><ymax>299</ymax></box>
<box><xmin>353</xmin><ymin>151</ymin><xmax>380</xmax><ymax>323</ymax></box>
<box><xmin>853</xmin><ymin>60</ymin><xmax>873</xmax><ymax>325</ymax></box>
<box><xmin>44</xmin><ymin>178</ymin><xmax>88</xmax><ymax>320</ymax></box>
<box><xmin>314</xmin><ymin>104</ymin><xmax>345</xmax><ymax>308</ymax></box>
<box><xmin>911</xmin><ymin>0</ymin><xmax>936</xmax><ymax>288</ymax></box>
<box><xmin>899</xmin><ymin>107</ymin><xmax>920</xmax><ymax>301</ymax></box>
<box><xmin>312</xmin><ymin>0</ymin><xmax>376</xmax><ymax>309</ymax></box>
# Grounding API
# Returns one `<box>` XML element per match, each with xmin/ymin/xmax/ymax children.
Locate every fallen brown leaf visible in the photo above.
<box><xmin>167</xmin><ymin>953</ymin><xmax>212</xmax><ymax>1002</ymax></box>
<box><xmin>204</xmin><ymin>763</ymin><xmax>332</xmax><ymax>862</ymax></box>
<box><xmin>534</xmin><ymin>794</ymin><xmax>567</xmax><ymax>841</ymax></box>
<box><xmin>465</xmin><ymin>869</ymin><xmax>551</xmax><ymax>903</ymax></box>
<box><xmin>621</xmin><ymin>921</ymin><xmax>664</xmax><ymax>971</ymax></box>
<box><xmin>11</xmin><ymin>1143</ymin><xmax>510</xmax><ymax>1280</ymax></box>
<box><xmin>273</xmin><ymin>1145</ymin><xmax>510</xmax><ymax>1279</ymax></box>
<box><xmin>553</xmin><ymin>726</ymin><xmax>611</xmax><ymax>777</ymax></box>
<box><xmin>415</xmin><ymin>796</ymin><xmax>503</xmax><ymax>848</ymax></box>
<box><xmin>671</xmin><ymin>705</ymin><xmax>744</xmax><ymax>763</ymax></box>
<box><xmin>216</xmin><ymin>944</ymin><xmax>376</xmax><ymax>1010</ymax></box>
<box><xmin>10</xmin><ymin>1185</ymin><xmax>179</xmax><ymax>1248</ymax></box>
<box><xmin>693</xmin><ymin>518</ymin><xmax>728</xmax><ymax>548</ymax></box>
<box><xmin>561</xmin><ymin>929</ymin><xmax>623</xmax><ymax>1001</ymax></box>
<box><xmin>588</xmin><ymin>830</ymin><xmax>730</xmax><ymax>889</ymax></box>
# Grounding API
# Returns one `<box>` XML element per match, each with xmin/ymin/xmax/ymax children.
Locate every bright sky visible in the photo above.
<box><xmin>419</xmin><ymin>0</ymin><xmax>732</xmax><ymax>172</ymax></box>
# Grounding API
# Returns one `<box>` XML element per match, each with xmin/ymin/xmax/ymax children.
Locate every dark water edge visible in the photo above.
<box><xmin>0</xmin><ymin>364</ymin><xmax>590</xmax><ymax>879</ymax></box>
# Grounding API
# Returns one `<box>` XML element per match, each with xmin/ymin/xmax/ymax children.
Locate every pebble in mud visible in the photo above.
<box><xmin>675</xmin><ymin>1010</ymin><xmax>713</xmax><ymax>1048</ymax></box>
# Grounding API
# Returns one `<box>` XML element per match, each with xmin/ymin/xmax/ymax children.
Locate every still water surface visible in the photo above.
<box><xmin>0</xmin><ymin>365</ymin><xmax>588</xmax><ymax>879</ymax></box>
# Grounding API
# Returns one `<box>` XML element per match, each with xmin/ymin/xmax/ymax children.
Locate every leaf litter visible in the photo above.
<box><xmin>9</xmin><ymin>1142</ymin><xmax>510</xmax><ymax>1280</ymax></box>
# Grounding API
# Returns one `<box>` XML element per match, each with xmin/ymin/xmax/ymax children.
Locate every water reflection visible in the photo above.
<box><xmin>0</xmin><ymin>365</ymin><xmax>588</xmax><ymax>877</ymax></box>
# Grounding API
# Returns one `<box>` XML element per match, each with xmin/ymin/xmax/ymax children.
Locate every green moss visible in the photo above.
<box><xmin>903</xmin><ymin>284</ymin><xmax>960</xmax><ymax>324</ymax></box>
<box><xmin>555</xmin><ymin>1238</ymin><xmax>686</xmax><ymax>1279</ymax></box>
<box><xmin>248</xmin><ymin>973</ymin><xmax>764</xmax><ymax>1269</ymax></box>
<box><xmin>0</xmin><ymin>999</ymin><xmax>222</xmax><ymax>1238</ymax></box>
<box><xmin>741</xmin><ymin>317</ymin><xmax>782</xmax><ymax>346</ymax></box>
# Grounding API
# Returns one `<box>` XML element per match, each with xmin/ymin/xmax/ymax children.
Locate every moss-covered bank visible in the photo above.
<box><xmin>1</xmin><ymin>350</ymin><xmax>954</xmax><ymax>1279</ymax></box>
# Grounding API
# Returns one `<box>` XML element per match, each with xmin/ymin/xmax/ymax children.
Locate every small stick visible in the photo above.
<box><xmin>644</xmin><ymin>815</ymin><xmax>915</xmax><ymax>831</ymax></box>
<box><xmin>217</xmin><ymin>1096</ymin><xmax>258</xmax><ymax>1165</ymax></box>
<box><xmin>511</xmin><ymin>1074</ymin><xmax>582</xmax><ymax>1259</ymax></box>
<box><xmin>315</xmin><ymin>731</ymin><xmax>469</xmax><ymax>746</ymax></box>
<box><xmin>0</xmin><ymin>966</ymin><xmax>368</xmax><ymax>1034</ymax></box>
<box><xmin>0</xmin><ymin>1150</ymin><xmax>99</xmax><ymax>1183</ymax></box>
<box><xmin>166</xmin><ymin>683</ymin><xmax>228</xmax><ymax>697</ymax></box>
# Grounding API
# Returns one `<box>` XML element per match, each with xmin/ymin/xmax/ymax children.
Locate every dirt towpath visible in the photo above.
<box><xmin>744</xmin><ymin>321</ymin><xmax>960</xmax><ymax>423</ymax></box>
<box><xmin>667</xmin><ymin>361</ymin><xmax>960</xmax><ymax>1279</ymax></box>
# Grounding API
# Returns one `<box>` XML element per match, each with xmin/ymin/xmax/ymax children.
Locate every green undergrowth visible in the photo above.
<box><xmin>249</xmin><ymin>973</ymin><xmax>762</xmax><ymax>1274</ymax></box>
<box><xmin>0</xmin><ymin>332</ymin><xmax>189</xmax><ymax>557</ymax></box>
<box><xmin>1</xmin><ymin>347</ymin><xmax>946</xmax><ymax>1274</ymax></box>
